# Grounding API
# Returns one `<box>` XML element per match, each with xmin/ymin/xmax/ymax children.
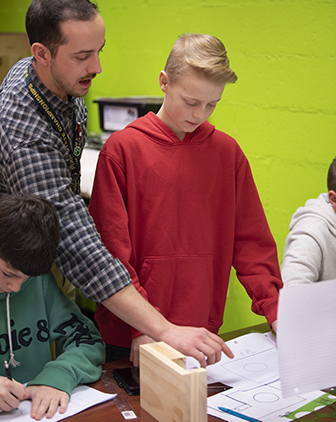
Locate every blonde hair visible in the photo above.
<box><xmin>164</xmin><ymin>33</ymin><xmax>238</xmax><ymax>84</ymax></box>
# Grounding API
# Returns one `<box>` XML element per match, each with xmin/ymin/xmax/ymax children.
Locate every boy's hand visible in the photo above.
<box><xmin>26</xmin><ymin>385</ymin><xmax>69</xmax><ymax>421</ymax></box>
<box><xmin>0</xmin><ymin>376</ymin><xmax>28</xmax><ymax>412</ymax></box>
<box><xmin>130</xmin><ymin>334</ymin><xmax>155</xmax><ymax>366</ymax></box>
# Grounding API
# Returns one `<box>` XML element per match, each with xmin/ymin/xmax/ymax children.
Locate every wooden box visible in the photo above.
<box><xmin>140</xmin><ymin>342</ymin><xmax>207</xmax><ymax>422</ymax></box>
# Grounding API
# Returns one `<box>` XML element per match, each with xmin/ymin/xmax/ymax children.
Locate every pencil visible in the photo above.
<box><xmin>218</xmin><ymin>406</ymin><xmax>261</xmax><ymax>422</ymax></box>
<box><xmin>4</xmin><ymin>359</ymin><xmax>12</xmax><ymax>381</ymax></box>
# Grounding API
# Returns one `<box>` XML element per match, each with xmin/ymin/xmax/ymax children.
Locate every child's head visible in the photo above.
<box><xmin>327</xmin><ymin>158</ymin><xmax>336</xmax><ymax>213</ymax></box>
<box><xmin>157</xmin><ymin>33</ymin><xmax>237</xmax><ymax>141</ymax></box>
<box><xmin>164</xmin><ymin>33</ymin><xmax>237</xmax><ymax>85</ymax></box>
<box><xmin>0</xmin><ymin>192</ymin><xmax>59</xmax><ymax>278</ymax></box>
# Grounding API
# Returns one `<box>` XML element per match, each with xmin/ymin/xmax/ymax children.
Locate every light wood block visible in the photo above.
<box><xmin>140</xmin><ymin>342</ymin><xmax>207</xmax><ymax>422</ymax></box>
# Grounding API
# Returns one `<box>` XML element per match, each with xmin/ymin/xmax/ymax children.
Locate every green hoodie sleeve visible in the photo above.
<box><xmin>27</xmin><ymin>277</ymin><xmax>105</xmax><ymax>396</ymax></box>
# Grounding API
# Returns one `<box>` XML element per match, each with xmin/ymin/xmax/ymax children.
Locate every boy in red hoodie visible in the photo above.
<box><xmin>90</xmin><ymin>33</ymin><xmax>283</xmax><ymax>365</ymax></box>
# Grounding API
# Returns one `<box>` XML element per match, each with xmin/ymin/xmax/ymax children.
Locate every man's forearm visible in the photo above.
<box><xmin>101</xmin><ymin>283</ymin><xmax>233</xmax><ymax>368</ymax></box>
<box><xmin>102</xmin><ymin>283</ymin><xmax>169</xmax><ymax>340</ymax></box>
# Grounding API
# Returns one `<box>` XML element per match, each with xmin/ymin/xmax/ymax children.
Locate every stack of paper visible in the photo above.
<box><xmin>205</xmin><ymin>332</ymin><xmax>326</xmax><ymax>421</ymax></box>
<box><xmin>205</xmin><ymin>279</ymin><xmax>336</xmax><ymax>421</ymax></box>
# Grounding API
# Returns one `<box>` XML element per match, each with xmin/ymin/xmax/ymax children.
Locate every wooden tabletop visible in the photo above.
<box><xmin>65</xmin><ymin>323</ymin><xmax>270</xmax><ymax>422</ymax></box>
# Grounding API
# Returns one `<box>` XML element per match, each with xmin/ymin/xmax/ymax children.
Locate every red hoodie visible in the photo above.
<box><xmin>90</xmin><ymin>112</ymin><xmax>283</xmax><ymax>347</ymax></box>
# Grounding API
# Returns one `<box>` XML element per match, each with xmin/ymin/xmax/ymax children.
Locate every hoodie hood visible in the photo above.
<box><xmin>289</xmin><ymin>193</ymin><xmax>336</xmax><ymax>234</ymax></box>
<box><xmin>126</xmin><ymin>111</ymin><xmax>216</xmax><ymax>145</ymax></box>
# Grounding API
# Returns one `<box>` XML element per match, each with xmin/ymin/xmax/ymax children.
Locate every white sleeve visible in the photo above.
<box><xmin>281</xmin><ymin>230</ymin><xmax>322</xmax><ymax>287</ymax></box>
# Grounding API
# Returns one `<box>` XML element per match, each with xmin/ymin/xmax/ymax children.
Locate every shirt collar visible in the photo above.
<box><xmin>28</xmin><ymin>59</ymin><xmax>77</xmax><ymax>118</ymax></box>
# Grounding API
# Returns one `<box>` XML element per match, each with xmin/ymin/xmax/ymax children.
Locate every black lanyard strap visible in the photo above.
<box><xmin>25</xmin><ymin>66</ymin><xmax>82</xmax><ymax>194</ymax></box>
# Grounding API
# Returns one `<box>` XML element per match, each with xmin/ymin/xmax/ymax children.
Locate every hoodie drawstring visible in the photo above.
<box><xmin>6</xmin><ymin>293</ymin><xmax>20</xmax><ymax>368</ymax></box>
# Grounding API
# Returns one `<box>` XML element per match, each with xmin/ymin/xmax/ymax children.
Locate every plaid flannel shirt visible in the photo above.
<box><xmin>0</xmin><ymin>57</ymin><xmax>131</xmax><ymax>302</ymax></box>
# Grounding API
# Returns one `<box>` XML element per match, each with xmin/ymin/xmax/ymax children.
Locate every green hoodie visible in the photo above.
<box><xmin>0</xmin><ymin>273</ymin><xmax>104</xmax><ymax>397</ymax></box>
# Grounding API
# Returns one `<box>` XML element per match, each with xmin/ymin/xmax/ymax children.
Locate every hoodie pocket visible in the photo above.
<box><xmin>138</xmin><ymin>254</ymin><xmax>214</xmax><ymax>327</ymax></box>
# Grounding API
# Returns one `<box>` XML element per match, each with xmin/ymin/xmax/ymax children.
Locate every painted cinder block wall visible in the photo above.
<box><xmin>2</xmin><ymin>0</ymin><xmax>335</xmax><ymax>333</ymax></box>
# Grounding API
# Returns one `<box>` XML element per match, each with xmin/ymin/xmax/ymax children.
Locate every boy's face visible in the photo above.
<box><xmin>0</xmin><ymin>259</ymin><xmax>29</xmax><ymax>294</ymax></box>
<box><xmin>157</xmin><ymin>68</ymin><xmax>225</xmax><ymax>140</ymax></box>
<box><xmin>37</xmin><ymin>13</ymin><xmax>105</xmax><ymax>100</ymax></box>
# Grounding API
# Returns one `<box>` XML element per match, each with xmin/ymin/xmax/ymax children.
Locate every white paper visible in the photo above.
<box><xmin>204</xmin><ymin>331</ymin><xmax>328</xmax><ymax>420</ymax></box>
<box><xmin>277</xmin><ymin>280</ymin><xmax>336</xmax><ymax>397</ymax></box>
<box><xmin>206</xmin><ymin>332</ymin><xmax>279</xmax><ymax>390</ymax></box>
<box><xmin>207</xmin><ymin>383</ymin><xmax>324</xmax><ymax>421</ymax></box>
<box><xmin>0</xmin><ymin>385</ymin><xmax>116</xmax><ymax>421</ymax></box>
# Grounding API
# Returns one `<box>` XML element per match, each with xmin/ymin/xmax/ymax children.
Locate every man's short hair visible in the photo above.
<box><xmin>0</xmin><ymin>192</ymin><xmax>59</xmax><ymax>276</ymax></box>
<box><xmin>164</xmin><ymin>33</ymin><xmax>238</xmax><ymax>85</ymax></box>
<box><xmin>327</xmin><ymin>158</ymin><xmax>336</xmax><ymax>192</ymax></box>
<box><xmin>25</xmin><ymin>0</ymin><xmax>99</xmax><ymax>57</ymax></box>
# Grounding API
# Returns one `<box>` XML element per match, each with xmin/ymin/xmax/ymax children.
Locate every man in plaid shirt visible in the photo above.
<box><xmin>0</xmin><ymin>0</ymin><xmax>233</xmax><ymax>367</ymax></box>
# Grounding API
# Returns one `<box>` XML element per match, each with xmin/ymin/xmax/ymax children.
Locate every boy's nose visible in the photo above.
<box><xmin>7</xmin><ymin>280</ymin><xmax>22</xmax><ymax>293</ymax></box>
<box><xmin>192</xmin><ymin>106</ymin><xmax>205</xmax><ymax>121</ymax></box>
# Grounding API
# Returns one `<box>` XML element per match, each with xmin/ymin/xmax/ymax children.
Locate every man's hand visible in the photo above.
<box><xmin>130</xmin><ymin>329</ymin><xmax>233</xmax><ymax>368</ymax></box>
<box><xmin>161</xmin><ymin>325</ymin><xmax>234</xmax><ymax>367</ymax></box>
<box><xmin>26</xmin><ymin>385</ymin><xmax>69</xmax><ymax>421</ymax></box>
<box><xmin>130</xmin><ymin>335</ymin><xmax>155</xmax><ymax>366</ymax></box>
<box><xmin>103</xmin><ymin>285</ymin><xmax>234</xmax><ymax>368</ymax></box>
<box><xmin>0</xmin><ymin>376</ymin><xmax>28</xmax><ymax>412</ymax></box>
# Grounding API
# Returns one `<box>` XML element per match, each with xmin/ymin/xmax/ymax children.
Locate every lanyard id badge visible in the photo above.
<box><xmin>25</xmin><ymin>66</ymin><xmax>83</xmax><ymax>194</ymax></box>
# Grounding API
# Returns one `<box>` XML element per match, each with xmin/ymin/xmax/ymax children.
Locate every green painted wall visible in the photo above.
<box><xmin>2</xmin><ymin>0</ymin><xmax>335</xmax><ymax>333</ymax></box>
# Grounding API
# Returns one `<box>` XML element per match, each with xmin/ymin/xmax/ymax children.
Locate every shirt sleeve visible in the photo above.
<box><xmin>232</xmin><ymin>154</ymin><xmax>283</xmax><ymax>326</ymax></box>
<box><xmin>27</xmin><ymin>277</ymin><xmax>105</xmax><ymax>397</ymax></box>
<box><xmin>6</xmin><ymin>134</ymin><xmax>131</xmax><ymax>303</ymax></box>
<box><xmin>281</xmin><ymin>229</ymin><xmax>322</xmax><ymax>286</ymax></box>
<box><xmin>90</xmin><ymin>149</ymin><xmax>155</xmax><ymax>340</ymax></box>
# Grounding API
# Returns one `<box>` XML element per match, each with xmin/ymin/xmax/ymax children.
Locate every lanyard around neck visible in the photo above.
<box><xmin>25</xmin><ymin>66</ymin><xmax>82</xmax><ymax>194</ymax></box>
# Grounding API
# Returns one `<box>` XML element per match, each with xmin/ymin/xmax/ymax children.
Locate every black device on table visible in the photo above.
<box><xmin>113</xmin><ymin>366</ymin><xmax>140</xmax><ymax>396</ymax></box>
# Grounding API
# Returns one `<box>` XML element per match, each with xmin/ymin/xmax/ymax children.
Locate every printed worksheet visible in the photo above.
<box><xmin>206</xmin><ymin>332</ymin><xmax>279</xmax><ymax>390</ymax></box>
<box><xmin>203</xmin><ymin>332</ymin><xmax>328</xmax><ymax>421</ymax></box>
<box><xmin>0</xmin><ymin>385</ymin><xmax>115</xmax><ymax>421</ymax></box>
<box><xmin>207</xmin><ymin>382</ymin><xmax>325</xmax><ymax>421</ymax></box>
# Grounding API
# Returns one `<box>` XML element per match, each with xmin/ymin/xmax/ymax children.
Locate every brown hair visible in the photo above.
<box><xmin>164</xmin><ymin>33</ymin><xmax>238</xmax><ymax>84</ymax></box>
<box><xmin>0</xmin><ymin>192</ymin><xmax>59</xmax><ymax>276</ymax></box>
<box><xmin>327</xmin><ymin>158</ymin><xmax>336</xmax><ymax>192</ymax></box>
<box><xmin>26</xmin><ymin>0</ymin><xmax>99</xmax><ymax>57</ymax></box>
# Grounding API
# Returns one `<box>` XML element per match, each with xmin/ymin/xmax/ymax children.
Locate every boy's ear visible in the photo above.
<box><xmin>328</xmin><ymin>190</ymin><xmax>336</xmax><ymax>213</ymax></box>
<box><xmin>159</xmin><ymin>71</ymin><xmax>168</xmax><ymax>93</ymax></box>
<box><xmin>31</xmin><ymin>42</ymin><xmax>52</xmax><ymax>67</ymax></box>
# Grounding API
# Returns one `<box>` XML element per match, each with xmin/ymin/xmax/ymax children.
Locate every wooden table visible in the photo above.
<box><xmin>66</xmin><ymin>322</ymin><xmax>270</xmax><ymax>422</ymax></box>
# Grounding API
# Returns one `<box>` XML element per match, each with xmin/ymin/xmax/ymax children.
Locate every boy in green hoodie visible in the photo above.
<box><xmin>0</xmin><ymin>192</ymin><xmax>104</xmax><ymax>421</ymax></box>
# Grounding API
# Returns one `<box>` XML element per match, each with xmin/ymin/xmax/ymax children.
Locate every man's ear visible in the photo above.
<box><xmin>328</xmin><ymin>190</ymin><xmax>336</xmax><ymax>213</ymax></box>
<box><xmin>159</xmin><ymin>71</ymin><xmax>168</xmax><ymax>93</ymax></box>
<box><xmin>31</xmin><ymin>42</ymin><xmax>51</xmax><ymax>67</ymax></box>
